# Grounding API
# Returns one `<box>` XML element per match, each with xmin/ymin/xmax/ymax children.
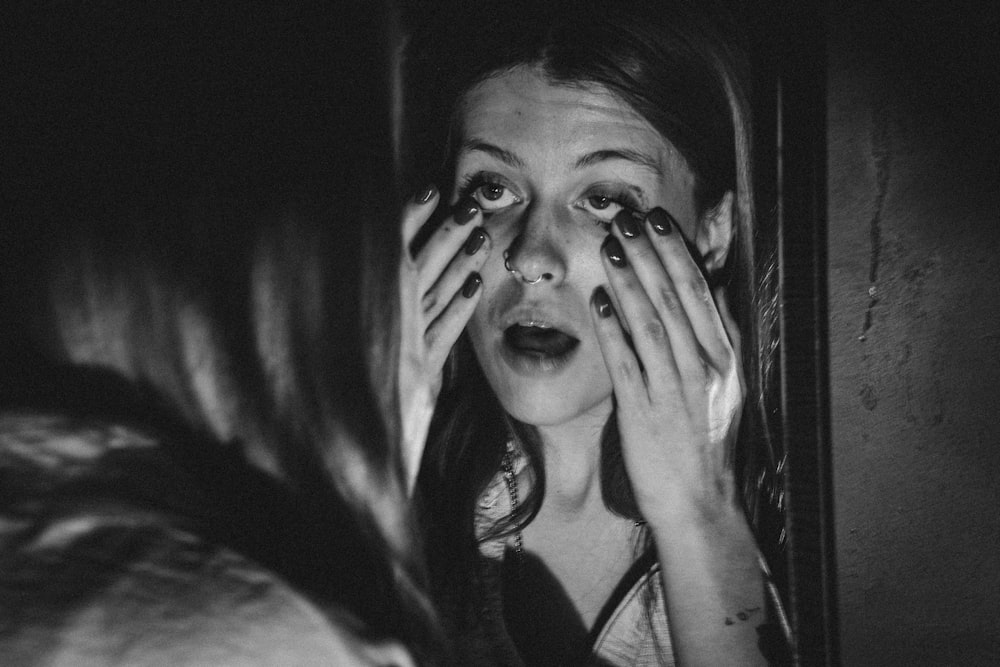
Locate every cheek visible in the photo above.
<box><xmin>466</xmin><ymin>274</ymin><xmax>505</xmax><ymax>353</ymax></box>
<box><xmin>571</xmin><ymin>246</ymin><xmax>611</xmax><ymax>301</ymax></box>
<box><xmin>482</xmin><ymin>213</ymin><xmax>520</xmax><ymax>247</ymax></box>
<box><xmin>467</xmin><ymin>305</ymin><xmax>489</xmax><ymax>350</ymax></box>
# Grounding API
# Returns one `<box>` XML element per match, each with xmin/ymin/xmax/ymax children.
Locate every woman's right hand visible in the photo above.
<box><xmin>398</xmin><ymin>186</ymin><xmax>489</xmax><ymax>493</ymax></box>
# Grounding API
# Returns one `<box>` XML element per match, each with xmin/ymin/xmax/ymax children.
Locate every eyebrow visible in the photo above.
<box><xmin>574</xmin><ymin>149</ymin><xmax>663</xmax><ymax>177</ymax></box>
<box><xmin>459</xmin><ymin>140</ymin><xmax>663</xmax><ymax>178</ymax></box>
<box><xmin>458</xmin><ymin>140</ymin><xmax>526</xmax><ymax>169</ymax></box>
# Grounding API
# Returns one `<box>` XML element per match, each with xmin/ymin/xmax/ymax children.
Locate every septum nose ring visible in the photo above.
<box><xmin>503</xmin><ymin>249</ymin><xmax>543</xmax><ymax>285</ymax></box>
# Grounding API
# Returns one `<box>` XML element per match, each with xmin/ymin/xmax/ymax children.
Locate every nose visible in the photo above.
<box><xmin>504</xmin><ymin>203</ymin><xmax>567</xmax><ymax>286</ymax></box>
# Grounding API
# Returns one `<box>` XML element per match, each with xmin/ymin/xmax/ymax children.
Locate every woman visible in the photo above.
<box><xmin>396</xmin><ymin>0</ymin><xmax>790</xmax><ymax>664</ymax></box>
<box><xmin>2</xmin><ymin>4</ymin><xmax>437</xmax><ymax>664</ymax></box>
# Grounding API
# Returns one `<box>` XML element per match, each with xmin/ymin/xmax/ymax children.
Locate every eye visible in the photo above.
<box><xmin>578</xmin><ymin>194</ymin><xmax>626</xmax><ymax>222</ymax></box>
<box><xmin>575</xmin><ymin>186</ymin><xmax>641</xmax><ymax>226</ymax></box>
<box><xmin>465</xmin><ymin>178</ymin><xmax>522</xmax><ymax>212</ymax></box>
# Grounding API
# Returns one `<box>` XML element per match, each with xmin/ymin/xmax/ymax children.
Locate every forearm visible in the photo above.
<box><xmin>400</xmin><ymin>383</ymin><xmax>435</xmax><ymax>494</ymax></box>
<box><xmin>649</xmin><ymin>505</ymin><xmax>768</xmax><ymax>667</ymax></box>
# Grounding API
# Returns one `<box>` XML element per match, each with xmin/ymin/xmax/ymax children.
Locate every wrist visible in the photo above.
<box><xmin>638</xmin><ymin>479</ymin><xmax>742</xmax><ymax>532</ymax></box>
<box><xmin>645</xmin><ymin>496</ymin><xmax>756</xmax><ymax>555</ymax></box>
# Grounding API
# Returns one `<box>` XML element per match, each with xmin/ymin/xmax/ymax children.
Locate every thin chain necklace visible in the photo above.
<box><xmin>501</xmin><ymin>448</ymin><xmax>525</xmax><ymax>570</ymax></box>
<box><xmin>501</xmin><ymin>446</ymin><xmax>645</xmax><ymax>576</ymax></box>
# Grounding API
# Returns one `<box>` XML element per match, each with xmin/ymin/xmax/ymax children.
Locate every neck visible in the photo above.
<box><xmin>533</xmin><ymin>399</ymin><xmax>611</xmax><ymax>514</ymax></box>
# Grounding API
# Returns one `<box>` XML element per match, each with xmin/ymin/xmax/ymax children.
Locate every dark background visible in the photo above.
<box><xmin>825</xmin><ymin>2</ymin><xmax>1000</xmax><ymax>664</ymax></box>
<box><xmin>4</xmin><ymin>2</ymin><xmax>999</xmax><ymax>664</ymax></box>
<box><xmin>2</xmin><ymin>2</ymin><xmax>391</xmax><ymax>363</ymax></box>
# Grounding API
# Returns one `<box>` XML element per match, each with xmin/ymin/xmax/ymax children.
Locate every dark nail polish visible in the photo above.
<box><xmin>647</xmin><ymin>208</ymin><xmax>676</xmax><ymax>235</ymax></box>
<box><xmin>613</xmin><ymin>210</ymin><xmax>641</xmax><ymax>238</ymax></box>
<box><xmin>461</xmin><ymin>272</ymin><xmax>482</xmax><ymax>298</ymax></box>
<box><xmin>453</xmin><ymin>197</ymin><xmax>479</xmax><ymax>225</ymax></box>
<box><xmin>593</xmin><ymin>286</ymin><xmax>614</xmax><ymax>318</ymax></box>
<box><xmin>602</xmin><ymin>235</ymin><xmax>627</xmax><ymax>267</ymax></box>
<box><xmin>415</xmin><ymin>185</ymin><xmax>436</xmax><ymax>204</ymax></box>
<box><xmin>463</xmin><ymin>227</ymin><xmax>487</xmax><ymax>255</ymax></box>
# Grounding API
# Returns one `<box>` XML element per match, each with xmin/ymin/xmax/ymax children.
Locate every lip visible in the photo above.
<box><xmin>498</xmin><ymin>303</ymin><xmax>578</xmax><ymax>335</ymax></box>
<box><xmin>496</xmin><ymin>304</ymin><xmax>581</xmax><ymax>376</ymax></box>
<box><xmin>498</xmin><ymin>332</ymin><xmax>580</xmax><ymax>375</ymax></box>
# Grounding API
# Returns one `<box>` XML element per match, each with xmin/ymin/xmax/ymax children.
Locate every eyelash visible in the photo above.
<box><xmin>457</xmin><ymin>172</ymin><xmax>490</xmax><ymax>194</ymax></box>
<box><xmin>456</xmin><ymin>172</ymin><xmax>645</xmax><ymax>228</ymax></box>
<box><xmin>456</xmin><ymin>172</ymin><xmax>517</xmax><ymax>212</ymax></box>
<box><xmin>581</xmin><ymin>187</ymin><xmax>644</xmax><ymax>229</ymax></box>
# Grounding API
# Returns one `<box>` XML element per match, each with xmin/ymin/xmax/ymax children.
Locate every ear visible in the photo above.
<box><xmin>694</xmin><ymin>190</ymin><xmax>735</xmax><ymax>275</ymax></box>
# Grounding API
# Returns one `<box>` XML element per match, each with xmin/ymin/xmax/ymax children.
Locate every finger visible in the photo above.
<box><xmin>400</xmin><ymin>185</ymin><xmax>440</xmax><ymax>258</ymax></box>
<box><xmin>641</xmin><ymin>208</ymin><xmax>731</xmax><ymax>366</ymax></box>
<box><xmin>600</xmin><ymin>233</ymin><xmax>683</xmax><ymax>390</ymax></box>
<box><xmin>421</xmin><ymin>226</ymin><xmax>491</xmax><ymax>321</ymax></box>
<box><xmin>590</xmin><ymin>285</ymin><xmax>651</xmax><ymax>409</ymax></box>
<box><xmin>424</xmin><ymin>272</ymin><xmax>483</xmax><ymax>371</ymax></box>
<box><xmin>608</xmin><ymin>212</ymin><xmax>705</xmax><ymax>381</ymax></box>
<box><xmin>413</xmin><ymin>196</ymin><xmax>481</xmax><ymax>293</ymax></box>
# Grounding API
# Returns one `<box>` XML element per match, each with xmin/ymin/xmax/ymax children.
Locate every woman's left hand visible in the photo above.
<box><xmin>592</xmin><ymin>208</ymin><xmax>768</xmax><ymax>665</ymax></box>
<box><xmin>590</xmin><ymin>207</ymin><xmax>746</xmax><ymax>527</ymax></box>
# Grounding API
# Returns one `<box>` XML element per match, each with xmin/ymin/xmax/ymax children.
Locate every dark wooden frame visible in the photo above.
<box><xmin>748</xmin><ymin>3</ymin><xmax>840</xmax><ymax>664</ymax></box>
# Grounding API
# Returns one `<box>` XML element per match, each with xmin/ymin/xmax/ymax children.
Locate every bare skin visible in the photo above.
<box><xmin>398</xmin><ymin>187</ymin><xmax>490</xmax><ymax>492</ymax></box>
<box><xmin>517</xmin><ymin>427</ymin><xmax>637</xmax><ymax>630</ymax></box>
<box><xmin>401</xmin><ymin>66</ymin><xmax>766</xmax><ymax>665</ymax></box>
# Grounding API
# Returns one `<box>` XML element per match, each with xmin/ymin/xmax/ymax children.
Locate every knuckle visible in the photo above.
<box><xmin>688</xmin><ymin>279</ymin><xmax>711</xmax><ymax>303</ymax></box>
<box><xmin>655</xmin><ymin>285</ymin><xmax>682</xmax><ymax>314</ymax></box>
<box><xmin>622</xmin><ymin>274</ymin><xmax>643</xmax><ymax>294</ymax></box>
<box><xmin>695</xmin><ymin>288</ymin><xmax>709</xmax><ymax>312</ymax></box>
<box><xmin>631</xmin><ymin>242</ymin><xmax>657</xmax><ymax>263</ymax></box>
<box><xmin>614</xmin><ymin>356</ymin><xmax>641</xmax><ymax>382</ymax></box>
<box><xmin>640</xmin><ymin>318</ymin><xmax>669</xmax><ymax>344</ymax></box>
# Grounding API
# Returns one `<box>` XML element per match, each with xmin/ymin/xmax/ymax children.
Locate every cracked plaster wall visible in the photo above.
<box><xmin>827</xmin><ymin>3</ymin><xmax>1000</xmax><ymax>664</ymax></box>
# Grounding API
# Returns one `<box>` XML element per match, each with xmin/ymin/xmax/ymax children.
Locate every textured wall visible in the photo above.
<box><xmin>827</xmin><ymin>3</ymin><xmax>1000</xmax><ymax>665</ymax></box>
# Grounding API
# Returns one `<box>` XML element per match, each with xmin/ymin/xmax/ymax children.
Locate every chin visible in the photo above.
<box><xmin>494</xmin><ymin>380</ymin><xmax>613</xmax><ymax>429</ymax></box>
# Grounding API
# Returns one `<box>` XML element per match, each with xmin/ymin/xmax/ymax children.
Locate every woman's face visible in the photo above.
<box><xmin>455</xmin><ymin>66</ymin><xmax>702</xmax><ymax>430</ymax></box>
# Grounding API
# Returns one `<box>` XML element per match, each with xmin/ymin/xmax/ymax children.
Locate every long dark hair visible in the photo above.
<box><xmin>404</xmin><ymin>0</ymin><xmax>783</xmax><ymax>614</ymax></box>
<box><xmin>3</xmin><ymin>2</ymin><xmax>441</xmax><ymax>659</ymax></box>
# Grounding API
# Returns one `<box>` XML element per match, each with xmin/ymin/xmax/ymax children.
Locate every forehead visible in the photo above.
<box><xmin>458</xmin><ymin>66</ymin><xmax>680</xmax><ymax>168</ymax></box>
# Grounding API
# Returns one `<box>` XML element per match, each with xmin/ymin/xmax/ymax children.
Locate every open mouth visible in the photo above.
<box><xmin>503</xmin><ymin>324</ymin><xmax>580</xmax><ymax>358</ymax></box>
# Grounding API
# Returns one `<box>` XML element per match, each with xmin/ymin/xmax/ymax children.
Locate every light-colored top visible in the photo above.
<box><xmin>474</xmin><ymin>443</ymin><xmax>675</xmax><ymax>666</ymax></box>
<box><xmin>473</xmin><ymin>442</ymin><xmax>792</xmax><ymax>666</ymax></box>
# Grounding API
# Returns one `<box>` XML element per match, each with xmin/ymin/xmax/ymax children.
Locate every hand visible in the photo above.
<box><xmin>398</xmin><ymin>186</ymin><xmax>490</xmax><ymax>493</ymax></box>
<box><xmin>591</xmin><ymin>207</ymin><xmax>746</xmax><ymax>526</ymax></box>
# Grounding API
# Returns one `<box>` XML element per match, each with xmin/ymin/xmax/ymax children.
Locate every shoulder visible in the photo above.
<box><xmin>2</xmin><ymin>523</ymin><xmax>358</xmax><ymax>665</ymax></box>
<box><xmin>0</xmin><ymin>412</ymin><xmax>380</xmax><ymax>665</ymax></box>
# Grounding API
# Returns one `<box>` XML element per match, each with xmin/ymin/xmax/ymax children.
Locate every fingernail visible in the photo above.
<box><xmin>453</xmin><ymin>197</ymin><xmax>479</xmax><ymax>225</ymax></box>
<box><xmin>602</xmin><ymin>235</ymin><xmax>627</xmax><ymax>267</ymax></box>
<box><xmin>414</xmin><ymin>184</ymin><xmax>437</xmax><ymax>204</ymax></box>
<box><xmin>463</xmin><ymin>227</ymin><xmax>487</xmax><ymax>255</ymax></box>
<box><xmin>613</xmin><ymin>210</ymin><xmax>641</xmax><ymax>238</ymax></box>
<box><xmin>647</xmin><ymin>208</ymin><xmax>676</xmax><ymax>235</ymax></box>
<box><xmin>593</xmin><ymin>286</ymin><xmax>614</xmax><ymax>318</ymax></box>
<box><xmin>461</xmin><ymin>272</ymin><xmax>482</xmax><ymax>298</ymax></box>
